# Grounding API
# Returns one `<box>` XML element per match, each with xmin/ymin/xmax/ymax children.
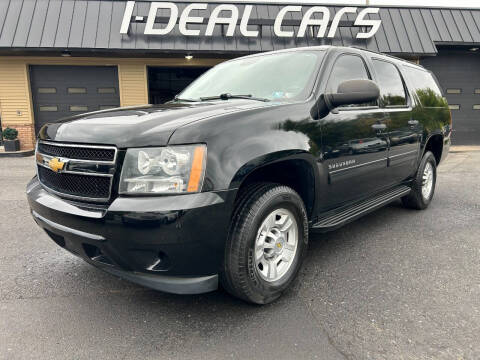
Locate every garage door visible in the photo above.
<box><xmin>421</xmin><ymin>52</ymin><xmax>480</xmax><ymax>146</ymax></box>
<box><xmin>148</xmin><ymin>66</ymin><xmax>209</xmax><ymax>104</ymax></box>
<box><xmin>30</xmin><ymin>66</ymin><xmax>120</xmax><ymax>134</ymax></box>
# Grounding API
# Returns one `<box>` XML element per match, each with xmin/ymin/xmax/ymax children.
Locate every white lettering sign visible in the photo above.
<box><xmin>297</xmin><ymin>7</ymin><xmax>329</xmax><ymax>38</ymax></box>
<box><xmin>273</xmin><ymin>6</ymin><xmax>301</xmax><ymax>37</ymax></box>
<box><xmin>144</xmin><ymin>2</ymin><xmax>178</xmax><ymax>35</ymax></box>
<box><xmin>354</xmin><ymin>8</ymin><xmax>381</xmax><ymax>38</ymax></box>
<box><xmin>179</xmin><ymin>3</ymin><xmax>207</xmax><ymax>36</ymax></box>
<box><xmin>327</xmin><ymin>7</ymin><xmax>357</xmax><ymax>38</ymax></box>
<box><xmin>206</xmin><ymin>4</ymin><xmax>239</xmax><ymax>36</ymax></box>
<box><xmin>240</xmin><ymin>5</ymin><xmax>259</xmax><ymax>37</ymax></box>
<box><xmin>120</xmin><ymin>1</ymin><xmax>381</xmax><ymax>39</ymax></box>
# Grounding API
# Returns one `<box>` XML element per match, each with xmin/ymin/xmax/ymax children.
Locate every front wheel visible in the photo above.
<box><xmin>221</xmin><ymin>183</ymin><xmax>308</xmax><ymax>304</ymax></box>
<box><xmin>402</xmin><ymin>151</ymin><xmax>437</xmax><ymax>210</ymax></box>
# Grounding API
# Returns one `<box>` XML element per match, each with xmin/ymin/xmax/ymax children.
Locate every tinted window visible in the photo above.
<box><xmin>68</xmin><ymin>87</ymin><xmax>87</xmax><ymax>94</ymax></box>
<box><xmin>38</xmin><ymin>88</ymin><xmax>56</xmax><ymax>94</ymax></box>
<box><xmin>372</xmin><ymin>60</ymin><xmax>407</xmax><ymax>107</ymax></box>
<box><xmin>98</xmin><ymin>88</ymin><xmax>116</xmax><ymax>94</ymax></box>
<box><xmin>70</xmin><ymin>105</ymin><xmax>88</xmax><ymax>112</ymax></box>
<box><xmin>327</xmin><ymin>55</ymin><xmax>374</xmax><ymax>107</ymax></box>
<box><xmin>39</xmin><ymin>105</ymin><xmax>58</xmax><ymax>112</ymax></box>
<box><xmin>403</xmin><ymin>66</ymin><xmax>446</xmax><ymax>108</ymax></box>
<box><xmin>446</xmin><ymin>89</ymin><xmax>461</xmax><ymax>94</ymax></box>
<box><xmin>328</xmin><ymin>55</ymin><xmax>371</xmax><ymax>93</ymax></box>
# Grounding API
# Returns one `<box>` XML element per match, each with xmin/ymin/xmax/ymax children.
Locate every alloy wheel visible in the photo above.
<box><xmin>254</xmin><ymin>208</ymin><xmax>298</xmax><ymax>282</ymax></box>
<box><xmin>421</xmin><ymin>162</ymin><xmax>434</xmax><ymax>200</ymax></box>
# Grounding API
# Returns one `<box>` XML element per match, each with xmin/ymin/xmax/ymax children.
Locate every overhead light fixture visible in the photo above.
<box><xmin>185</xmin><ymin>54</ymin><xmax>193</xmax><ymax>60</ymax></box>
<box><xmin>469</xmin><ymin>47</ymin><xmax>479</xmax><ymax>52</ymax></box>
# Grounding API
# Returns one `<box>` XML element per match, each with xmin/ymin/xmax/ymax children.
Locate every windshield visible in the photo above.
<box><xmin>179</xmin><ymin>50</ymin><xmax>325</xmax><ymax>102</ymax></box>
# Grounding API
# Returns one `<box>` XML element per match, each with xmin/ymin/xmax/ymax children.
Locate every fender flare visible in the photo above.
<box><xmin>227</xmin><ymin>150</ymin><xmax>321</xmax><ymax>217</ymax></box>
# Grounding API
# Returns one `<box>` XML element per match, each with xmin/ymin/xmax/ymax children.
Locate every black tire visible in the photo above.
<box><xmin>402</xmin><ymin>151</ymin><xmax>437</xmax><ymax>210</ymax></box>
<box><xmin>221</xmin><ymin>183</ymin><xmax>308</xmax><ymax>304</ymax></box>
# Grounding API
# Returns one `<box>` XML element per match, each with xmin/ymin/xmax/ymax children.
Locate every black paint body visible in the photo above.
<box><xmin>27</xmin><ymin>46</ymin><xmax>452</xmax><ymax>294</ymax></box>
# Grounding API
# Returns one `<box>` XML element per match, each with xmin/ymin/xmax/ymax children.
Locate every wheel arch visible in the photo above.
<box><xmin>229</xmin><ymin>151</ymin><xmax>319</xmax><ymax>219</ymax></box>
<box><xmin>422</xmin><ymin>132</ymin><xmax>444</xmax><ymax>165</ymax></box>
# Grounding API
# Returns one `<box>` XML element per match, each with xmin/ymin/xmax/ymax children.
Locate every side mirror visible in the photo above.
<box><xmin>329</xmin><ymin>79</ymin><xmax>380</xmax><ymax>108</ymax></box>
<box><xmin>311</xmin><ymin>79</ymin><xmax>380</xmax><ymax>120</ymax></box>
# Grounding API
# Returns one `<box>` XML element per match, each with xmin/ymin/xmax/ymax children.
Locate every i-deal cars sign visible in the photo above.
<box><xmin>120</xmin><ymin>1</ymin><xmax>381</xmax><ymax>39</ymax></box>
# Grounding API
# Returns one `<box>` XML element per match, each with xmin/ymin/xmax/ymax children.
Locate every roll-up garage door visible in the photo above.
<box><xmin>30</xmin><ymin>66</ymin><xmax>120</xmax><ymax>134</ymax></box>
<box><xmin>421</xmin><ymin>52</ymin><xmax>480</xmax><ymax>146</ymax></box>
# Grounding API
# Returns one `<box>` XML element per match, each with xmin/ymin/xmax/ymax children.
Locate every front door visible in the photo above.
<box><xmin>370</xmin><ymin>58</ymin><xmax>420</xmax><ymax>185</ymax></box>
<box><xmin>319</xmin><ymin>53</ymin><xmax>389</xmax><ymax>211</ymax></box>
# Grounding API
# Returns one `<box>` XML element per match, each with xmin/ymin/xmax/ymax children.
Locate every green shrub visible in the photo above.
<box><xmin>1</xmin><ymin>127</ymin><xmax>18</xmax><ymax>141</ymax></box>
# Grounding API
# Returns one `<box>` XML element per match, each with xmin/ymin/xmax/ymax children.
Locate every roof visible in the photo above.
<box><xmin>0</xmin><ymin>0</ymin><xmax>479</xmax><ymax>55</ymax></box>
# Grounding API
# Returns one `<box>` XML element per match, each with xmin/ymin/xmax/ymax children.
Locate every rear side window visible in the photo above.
<box><xmin>327</xmin><ymin>54</ymin><xmax>375</xmax><ymax>107</ymax></box>
<box><xmin>372</xmin><ymin>60</ymin><xmax>407</xmax><ymax>107</ymax></box>
<box><xmin>402</xmin><ymin>66</ymin><xmax>446</xmax><ymax>108</ymax></box>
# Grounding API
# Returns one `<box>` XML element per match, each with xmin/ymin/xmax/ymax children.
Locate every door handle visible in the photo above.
<box><xmin>408</xmin><ymin>120</ymin><xmax>419</xmax><ymax>126</ymax></box>
<box><xmin>371</xmin><ymin>123</ymin><xmax>386</xmax><ymax>131</ymax></box>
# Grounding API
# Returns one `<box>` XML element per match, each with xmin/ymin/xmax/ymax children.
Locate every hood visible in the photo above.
<box><xmin>39</xmin><ymin>100</ymin><xmax>275</xmax><ymax>148</ymax></box>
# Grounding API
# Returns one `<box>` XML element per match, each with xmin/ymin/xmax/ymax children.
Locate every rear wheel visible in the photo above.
<box><xmin>402</xmin><ymin>151</ymin><xmax>437</xmax><ymax>210</ymax></box>
<box><xmin>221</xmin><ymin>183</ymin><xmax>308</xmax><ymax>304</ymax></box>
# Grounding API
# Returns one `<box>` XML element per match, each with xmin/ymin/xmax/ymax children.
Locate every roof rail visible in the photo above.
<box><xmin>348</xmin><ymin>46</ymin><xmax>426</xmax><ymax>68</ymax></box>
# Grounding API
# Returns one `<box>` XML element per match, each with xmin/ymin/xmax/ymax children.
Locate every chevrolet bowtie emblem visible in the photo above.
<box><xmin>48</xmin><ymin>158</ymin><xmax>66</xmax><ymax>173</ymax></box>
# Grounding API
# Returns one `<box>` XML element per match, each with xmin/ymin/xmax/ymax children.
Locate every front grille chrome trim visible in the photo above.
<box><xmin>38</xmin><ymin>140</ymin><xmax>118</xmax><ymax>164</ymax></box>
<box><xmin>37</xmin><ymin>158</ymin><xmax>114</xmax><ymax>177</ymax></box>
<box><xmin>35</xmin><ymin>141</ymin><xmax>118</xmax><ymax>203</ymax></box>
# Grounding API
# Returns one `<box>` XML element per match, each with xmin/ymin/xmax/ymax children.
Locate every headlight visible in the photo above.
<box><xmin>119</xmin><ymin>144</ymin><xmax>206</xmax><ymax>194</ymax></box>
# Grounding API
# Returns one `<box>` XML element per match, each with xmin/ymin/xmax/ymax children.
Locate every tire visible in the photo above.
<box><xmin>221</xmin><ymin>183</ymin><xmax>308</xmax><ymax>304</ymax></box>
<box><xmin>402</xmin><ymin>151</ymin><xmax>437</xmax><ymax>210</ymax></box>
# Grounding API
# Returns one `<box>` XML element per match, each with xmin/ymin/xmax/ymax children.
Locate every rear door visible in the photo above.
<box><xmin>30</xmin><ymin>65</ymin><xmax>120</xmax><ymax>134</ymax></box>
<box><xmin>370</xmin><ymin>58</ymin><xmax>420</xmax><ymax>185</ymax></box>
<box><xmin>319</xmin><ymin>53</ymin><xmax>389</xmax><ymax>210</ymax></box>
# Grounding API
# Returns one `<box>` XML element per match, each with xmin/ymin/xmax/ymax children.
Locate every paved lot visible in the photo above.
<box><xmin>1</xmin><ymin>152</ymin><xmax>479</xmax><ymax>360</ymax></box>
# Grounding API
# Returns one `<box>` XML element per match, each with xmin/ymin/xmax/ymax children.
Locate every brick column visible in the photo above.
<box><xmin>9</xmin><ymin>124</ymin><xmax>36</xmax><ymax>150</ymax></box>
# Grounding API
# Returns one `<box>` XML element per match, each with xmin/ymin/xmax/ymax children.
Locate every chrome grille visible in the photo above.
<box><xmin>36</xmin><ymin>141</ymin><xmax>117</xmax><ymax>202</ymax></box>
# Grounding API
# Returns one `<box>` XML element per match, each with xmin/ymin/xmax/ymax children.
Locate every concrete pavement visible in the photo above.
<box><xmin>0</xmin><ymin>152</ymin><xmax>479</xmax><ymax>359</ymax></box>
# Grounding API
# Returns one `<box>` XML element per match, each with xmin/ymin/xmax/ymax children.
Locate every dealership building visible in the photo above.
<box><xmin>0</xmin><ymin>0</ymin><xmax>479</xmax><ymax>150</ymax></box>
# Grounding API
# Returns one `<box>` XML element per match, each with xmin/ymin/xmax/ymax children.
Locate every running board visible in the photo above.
<box><xmin>312</xmin><ymin>185</ymin><xmax>411</xmax><ymax>232</ymax></box>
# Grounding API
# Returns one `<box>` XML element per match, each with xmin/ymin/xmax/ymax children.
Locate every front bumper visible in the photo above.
<box><xmin>27</xmin><ymin>177</ymin><xmax>235</xmax><ymax>294</ymax></box>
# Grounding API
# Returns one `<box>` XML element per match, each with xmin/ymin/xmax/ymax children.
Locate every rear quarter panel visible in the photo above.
<box><xmin>401</xmin><ymin>65</ymin><xmax>452</xmax><ymax>163</ymax></box>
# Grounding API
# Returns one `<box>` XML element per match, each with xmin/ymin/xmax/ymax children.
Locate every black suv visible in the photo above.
<box><xmin>27</xmin><ymin>46</ymin><xmax>451</xmax><ymax>304</ymax></box>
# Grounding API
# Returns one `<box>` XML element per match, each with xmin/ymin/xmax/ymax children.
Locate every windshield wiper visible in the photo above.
<box><xmin>173</xmin><ymin>95</ymin><xmax>199</xmax><ymax>102</ymax></box>
<box><xmin>200</xmin><ymin>93</ymin><xmax>270</xmax><ymax>102</ymax></box>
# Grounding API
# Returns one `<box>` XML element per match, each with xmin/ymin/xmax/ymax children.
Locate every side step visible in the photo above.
<box><xmin>312</xmin><ymin>185</ymin><xmax>411</xmax><ymax>232</ymax></box>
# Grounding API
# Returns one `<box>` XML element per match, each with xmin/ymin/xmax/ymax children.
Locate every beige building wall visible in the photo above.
<box><xmin>0</xmin><ymin>60</ymin><xmax>36</xmax><ymax>150</ymax></box>
<box><xmin>0</xmin><ymin>56</ymin><xmax>223</xmax><ymax>150</ymax></box>
<box><xmin>118</xmin><ymin>63</ymin><xmax>149</xmax><ymax>107</ymax></box>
